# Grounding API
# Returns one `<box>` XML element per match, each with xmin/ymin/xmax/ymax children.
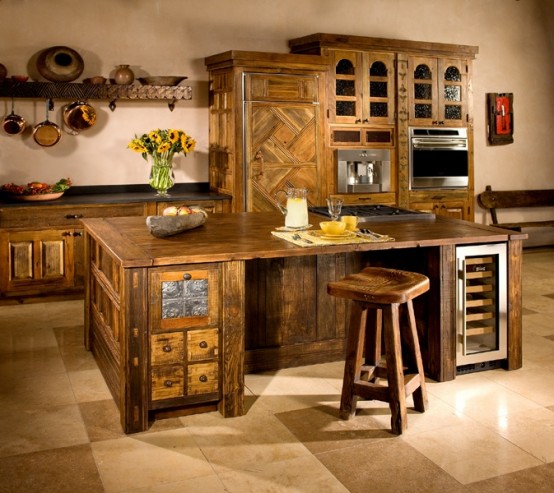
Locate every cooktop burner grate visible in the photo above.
<box><xmin>309</xmin><ymin>204</ymin><xmax>434</xmax><ymax>222</ymax></box>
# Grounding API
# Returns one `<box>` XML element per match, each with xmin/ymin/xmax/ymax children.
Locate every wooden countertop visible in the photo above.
<box><xmin>81</xmin><ymin>211</ymin><xmax>525</xmax><ymax>268</ymax></box>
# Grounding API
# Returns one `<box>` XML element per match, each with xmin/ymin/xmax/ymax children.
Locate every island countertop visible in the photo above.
<box><xmin>81</xmin><ymin>211</ymin><xmax>524</xmax><ymax>267</ymax></box>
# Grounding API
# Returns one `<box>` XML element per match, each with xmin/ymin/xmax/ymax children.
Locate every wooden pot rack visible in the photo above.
<box><xmin>0</xmin><ymin>80</ymin><xmax>192</xmax><ymax>111</ymax></box>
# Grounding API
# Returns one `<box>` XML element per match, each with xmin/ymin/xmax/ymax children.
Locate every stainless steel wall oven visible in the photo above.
<box><xmin>409</xmin><ymin>127</ymin><xmax>468</xmax><ymax>189</ymax></box>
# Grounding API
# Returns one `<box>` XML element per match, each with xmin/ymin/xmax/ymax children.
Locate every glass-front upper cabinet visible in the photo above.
<box><xmin>332</xmin><ymin>50</ymin><xmax>395</xmax><ymax>126</ymax></box>
<box><xmin>408</xmin><ymin>56</ymin><xmax>468</xmax><ymax>127</ymax></box>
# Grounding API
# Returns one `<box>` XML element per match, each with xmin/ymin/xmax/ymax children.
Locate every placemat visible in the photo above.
<box><xmin>271</xmin><ymin>230</ymin><xmax>394</xmax><ymax>247</ymax></box>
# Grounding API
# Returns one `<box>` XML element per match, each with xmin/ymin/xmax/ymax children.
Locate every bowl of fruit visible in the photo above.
<box><xmin>146</xmin><ymin>205</ymin><xmax>208</xmax><ymax>238</ymax></box>
<box><xmin>1</xmin><ymin>178</ymin><xmax>72</xmax><ymax>201</ymax></box>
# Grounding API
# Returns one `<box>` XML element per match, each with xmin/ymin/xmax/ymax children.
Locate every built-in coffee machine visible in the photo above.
<box><xmin>336</xmin><ymin>149</ymin><xmax>391</xmax><ymax>193</ymax></box>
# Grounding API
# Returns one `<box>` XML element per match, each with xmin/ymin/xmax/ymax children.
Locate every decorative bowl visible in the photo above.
<box><xmin>10</xmin><ymin>192</ymin><xmax>64</xmax><ymax>202</ymax></box>
<box><xmin>137</xmin><ymin>76</ymin><xmax>187</xmax><ymax>86</ymax></box>
<box><xmin>11</xmin><ymin>75</ymin><xmax>29</xmax><ymax>82</ymax></box>
<box><xmin>320</xmin><ymin>221</ymin><xmax>346</xmax><ymax>236</ymax></box>
<box><xmin>83</xmin><ymin>76</ymin><xmax>106</xmax><ymax>85</ymax></box>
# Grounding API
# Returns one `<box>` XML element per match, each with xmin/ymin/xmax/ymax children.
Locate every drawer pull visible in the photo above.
<box><xmin>162</xmin><ymin>344</ymin><xmax>172</xmax><ymax>353</ymax></box>
<box><xmin>73</xmin><ymin>232</ymin><xmax>83</xmax><ymax>237</ymax></box>
<box><xmin>65</xmin><ymin>214</ymin><xmax>84</xmax><ymax>219</ymax></box>
<box><xmin>183</xmin><ymin>273</ymin><xmax>192</xmax><ymax>280</ymax></box>
<box><xmin>199</xmin><ymin>341</ymin><xmax>208</xmax><ymax>349</ymax></box>
<box><xmin>164</xmin><ymin>380</ymin><xmax>173</xmax><ymax>387</ymax></box>
<box><xmin>199</xmin><ymin>375</ymin><xmax>208</xmax><ymax>383</ymax></box>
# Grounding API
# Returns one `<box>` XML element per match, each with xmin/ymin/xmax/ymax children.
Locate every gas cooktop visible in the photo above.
<box><xmin>309</xmin><ymin>204</ymin><xmax>435</xmax><ymax>222</ymax></box>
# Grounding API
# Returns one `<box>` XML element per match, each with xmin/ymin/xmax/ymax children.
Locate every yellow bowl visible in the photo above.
<box><xmin>320</xmin><ymin>221</ymin><xmax>346</xmax><ymax>235</ymax></box>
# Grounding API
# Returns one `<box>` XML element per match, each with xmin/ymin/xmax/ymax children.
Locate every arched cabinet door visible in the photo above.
<box><xmin>330</xmin><ymin>50</ymin><xmax>396</xmax><ymax>126</ymax></box>
<box><xmin>408</xmin><ymin>56</ymin><xmax>468</xmax><ymax>127</ymax></box>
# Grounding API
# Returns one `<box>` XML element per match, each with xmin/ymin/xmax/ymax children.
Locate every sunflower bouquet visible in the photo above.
<box><xmin>128</xmin><ymin>129</ymin><xmax>196</xmax><ymax>195</ymax></box>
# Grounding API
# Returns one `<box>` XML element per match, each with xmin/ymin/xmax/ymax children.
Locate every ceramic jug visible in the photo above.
<box><xmin>275</xmin><ymin>188</ymin><xmax>309</xmax><ymax>228</ymax></box>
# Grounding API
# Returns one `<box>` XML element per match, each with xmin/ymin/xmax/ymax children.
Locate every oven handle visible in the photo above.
<box><xmin>412</xmin><ymin>139</ymin><xmax>467</xmax><ymax>148</ymax></box>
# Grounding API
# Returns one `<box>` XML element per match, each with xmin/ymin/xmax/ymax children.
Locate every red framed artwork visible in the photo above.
<box><xmin>487</xmin><ymin>93</ymin><xmax>514</xmax><ymax>145</ymax></box>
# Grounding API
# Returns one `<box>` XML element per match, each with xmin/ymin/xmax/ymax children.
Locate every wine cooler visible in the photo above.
<box><xmin>456</xmin><ymin>243</ymin><xmax>508</xmax><ymax>374</ymax></box>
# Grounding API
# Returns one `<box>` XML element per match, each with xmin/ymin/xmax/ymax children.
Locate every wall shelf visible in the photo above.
<box><xmin>0</xmin><ymin>80</ymin><xmax>192</xmax><ymax>111</ymax></box>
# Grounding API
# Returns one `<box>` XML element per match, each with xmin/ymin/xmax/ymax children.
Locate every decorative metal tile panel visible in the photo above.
<box><xmin>161</xmin><ymin>279</ymin><xmax>209</xmax><ymax>319</ymax></box>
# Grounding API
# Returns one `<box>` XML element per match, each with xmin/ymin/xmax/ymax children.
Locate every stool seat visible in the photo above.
<box><xmin>328</xmin><ymin>266</ymin><xmax>430</xmax><ymax>435</ymax></box>
<box><xmin>327</xmin><ymin>267</ymin><xmax>429</xmax><ymax>305</ymax></box>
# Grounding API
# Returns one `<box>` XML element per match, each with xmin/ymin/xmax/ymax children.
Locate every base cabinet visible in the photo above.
<box><xmin>0</xmin><ymin>196</ymin><xmax>230</xmax><ymax>302</ymax></box>
<box><xmin>0</xmin><ymin>228</ymin><xmax>77</xmax><ymax>295</ymax></box>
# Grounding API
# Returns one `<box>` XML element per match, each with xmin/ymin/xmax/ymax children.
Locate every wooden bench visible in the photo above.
<box><xmin>478</xmin><ymin>185</ymin><xmax>554</xmax><ymax>231</ymax></box>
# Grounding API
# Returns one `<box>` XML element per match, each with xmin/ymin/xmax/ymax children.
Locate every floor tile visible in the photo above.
<box><xmin>402</xmin><ymin>420</ymin><xmax>542</xmax><ymax>484</ymax></box>
<box><xmin>218</xmin><ymin>454</ymin><xmax>350</xmax><ymax>493</ymax></box>
<box><xmin>0</xmin><ymin>444</ymin><xmax>103</xmax><ymax>493</ymax></box>
<box><xmin>181</xmin><ymin>410</ymin><xmax>310</xmax><ymax>474</ymax></box>
<box><xmin>91</xmin><ymin>430</ymin><xmax>215</xmax><ymax>493</ymax></box>
<box><xmin>317</xmin><ymin>438</ymin><xmax>466</xmax><ymax>493</ymax></box>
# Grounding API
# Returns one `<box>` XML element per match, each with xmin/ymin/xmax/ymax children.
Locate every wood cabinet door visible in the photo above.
<box><xmin>245</xmin><ymin>101</ymin><xmax>322</xmax><ymax>211</ymax></box>
<box><xmin>363</xmin><ymin>52</ymin><xmax>396</xmax><ymax>125</ymax></box>
<box><xmin>408</xmin><ymin>56</ymin><xmax>468</xmax><ymax>127</ymax></box>
<box><xmin>410</xmin><ymin>200</ymin><xmax>468</xmax><ymax>220</ymax></box>
<box><xmin>0</xmin><ymin>228</ymin><xmax>75</xmax><ymax>294</ymax></box>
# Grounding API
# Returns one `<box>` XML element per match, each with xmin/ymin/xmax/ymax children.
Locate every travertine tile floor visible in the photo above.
<box><xmin>1</xmin><ymin>248</ymin><xmax>554</xmax><ymax>492</ymax></box>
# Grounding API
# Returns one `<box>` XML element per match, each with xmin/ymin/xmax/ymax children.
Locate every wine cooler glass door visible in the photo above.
<box><xmin>456</xmin><ymin>243</ymin><xmax>508</xmax><ymax>367</ymax></box>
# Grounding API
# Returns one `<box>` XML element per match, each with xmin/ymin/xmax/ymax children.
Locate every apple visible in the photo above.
<box><xmin>162</xmin><ymin>206</ymin><xmax>179</xmax><ymax>216</ymax></box>
<box><xmin>177</xmin><ymin>206</ymin><xmax>193</xmax><ymax>215</ymax></box>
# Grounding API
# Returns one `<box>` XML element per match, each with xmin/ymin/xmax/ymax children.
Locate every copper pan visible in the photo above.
<box><xmin>2</xmin><ymin>99</ymin><xmax>26</xmax><ymax>136</ymax></box>
<box><xmin>33</xmin><ymin>100</ymin><xmax>61</xmax><ymax>147</ymax></box>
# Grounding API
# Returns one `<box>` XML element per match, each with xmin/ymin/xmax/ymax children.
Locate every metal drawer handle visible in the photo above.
<box><xmin>183</xmin><ymin>273</ymin><xmax>192</xmax><ymax>280</ymax></box>
<box><xmin>164</xmin><ymin>380</ymin><xmax>173</xmax><ymax>387</ymax></box>
<box><xmin>199</xmin><ymin>341</ymin><xmax>208</xmax><ymax>349</ymax></box>
<box><xmin>162</xmin><ymin>344</ymin><xmax>172</xmax><ymax>353</ymax></box>
<box><xmin>199</xmin><ymin>375</ymin><xmax>208</xmax><ymax>383</ymax></box>
<box><xmin>65</xmin><ymin>214</ymin><xmax>83</xmax><ymax>219</ymax></box>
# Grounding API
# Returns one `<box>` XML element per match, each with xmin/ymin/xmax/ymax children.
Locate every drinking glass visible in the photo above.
<box><xmin>326</xmin><ymin>197</ymin><xmax>343</xmax><ymax>221</ymax></box>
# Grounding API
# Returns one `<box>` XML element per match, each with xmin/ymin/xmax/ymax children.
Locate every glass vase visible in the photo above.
<box><xmin>149</xmin><ymin>153</ymin><xmax>175</xmax><ymax>196</ymax></box>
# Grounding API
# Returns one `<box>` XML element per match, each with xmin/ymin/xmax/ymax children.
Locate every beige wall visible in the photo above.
<box><xmin>1</xmin><ymin>0</ymin><xmax>553</xmax><ymax>225</ymax></box>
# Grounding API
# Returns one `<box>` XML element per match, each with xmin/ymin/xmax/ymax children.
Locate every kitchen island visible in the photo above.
<box><xmin>81</xmin><ymin>211</ymin><xmax>525</xmax><ymax>433</ymax></box>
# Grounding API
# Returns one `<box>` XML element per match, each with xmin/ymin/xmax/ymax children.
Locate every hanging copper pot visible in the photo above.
<box><xmin>33</xmin><ymin>100</ymin><xmax>61</xmax><ymax>147</ymax></box>
<box><xmin>2</xmin><ymin>99</ymin><xmax>26</xmax><ymax>136</ymax></box>
<box><xmin>63</xmin><ymin>101</ymin><xmax>97</xmax><ymax>132</ymax></box>
<box><xmin>36</xmin><ymin>46</ymin><xmax>84</xmax><ymax>82</ymax></box>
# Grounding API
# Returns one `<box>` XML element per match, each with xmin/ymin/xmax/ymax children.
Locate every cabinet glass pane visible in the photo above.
<box><xmin>414</xmin><ymin>83</ymin><xmax>432</xmax><ymax>100</ymax></box>
<box><xmin>444</xmin><ymin>86</ymin><xmax>461</xmax><ymax>102</ymax></box>
<box><xmin>369</xmin><ymin>81</ymin><xmax>387</xmax><ymax>98</ymax></box>
<box><xmin>445</xmin><ymin>105</ymin><xmax>462</xmax><ymax>120</ymax></box>
<box><xmin>444</xmin><ymin>66</ymin><xmax>461</xmax><ymax>82</ymax></box>
<box><xmin>369</xmin><ymin>61</ymin><xmax>387</xmax><ymax>77</ymax></box>
<box><xmin>161</xmin><ymin>279</ymin><xmax>209</xmax><ymax>319</ymax></box>
<box><xmin>336</xmin><ymin>101</ymin><xmax>356</xmax><ymax>117</ymax></box>
<box><xmin>415</xmin><ymin>104</ymin><xmax>432</xmax><ymax>119</ymax></box>
<box><xmin>336</xmin><ymin>79</ymin><xmax>355</xmax><ymax>96</ymax></box>
<box><xmin>370</xmin><ymin>102</ymin><xmax>388</xmax><ymax>117</ymax></box>
<box><xmin>336</xmin><ymin>59</ymin><xmax>355</xmax><ymax>75</ymax></box>
<box><xmin>414</xmin><ymin>64</ymin><xmax>432</xmax><ymax>80</ymax></box>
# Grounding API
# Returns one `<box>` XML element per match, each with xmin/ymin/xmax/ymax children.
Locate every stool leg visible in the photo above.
<box><xmin>404</xmin><ymin>300</ymin><xmax>429</xmax><ymax>413</ymax></box>
<box><xmin>340</xmin><ymin>301</ymin><xmax>366</xmax><ymax>420</ymax></box>
<box><xmin>362</xmin><ymin>308</ymin><xmax>382</xmax><ymax>382</ymax></box>
<box><xmin>383</xmin><ymin>303</ymin><xmax>408</xmax><ymax>435</ymax></box>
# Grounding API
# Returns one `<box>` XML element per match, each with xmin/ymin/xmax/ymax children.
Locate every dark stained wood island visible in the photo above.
<box><xmin>81</xmin><ymin>212</ymin><xmax>525</xmax><ymax>433</ymax></box>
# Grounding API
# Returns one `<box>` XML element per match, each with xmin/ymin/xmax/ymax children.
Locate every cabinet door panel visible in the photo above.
<box><xmin>0</xmin><ymin>229</ymin><xmax>75</xmax><ymax>294</ymax></box>
<box><xmin>246</xmin><ymin>102</ymin><xmax>321</xmax><ymax>211</ymax></box>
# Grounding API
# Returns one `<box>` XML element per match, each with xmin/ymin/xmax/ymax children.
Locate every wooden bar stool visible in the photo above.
<box><xmin>328</xmin><ymin>266</ymin><xmax>430</xmax><ymax>435</ymax></box>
